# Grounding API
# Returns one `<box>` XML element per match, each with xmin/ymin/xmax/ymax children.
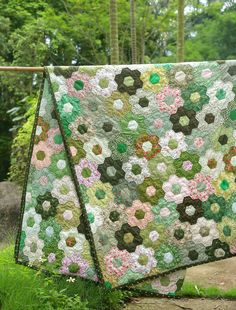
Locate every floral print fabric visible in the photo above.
<box><xmin>15</xmin><ymin>60</ymin><xmax>236</xmax><ymax>291</ymax></box>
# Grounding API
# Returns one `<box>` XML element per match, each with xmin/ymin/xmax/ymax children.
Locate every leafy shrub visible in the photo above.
<box><xmin>37</xmin><ymin>277</ymin><xmax>89</xmax><ymax>310</ymax></box>
<box><xmin>0</xmin><ymin>135</ymin><xmax>12</xmax><ymax>181</ymax></box>
<box><xmin>8</xmin><ymin>96</ymin><xmax>37</xmax><ymax>185</ymax></box>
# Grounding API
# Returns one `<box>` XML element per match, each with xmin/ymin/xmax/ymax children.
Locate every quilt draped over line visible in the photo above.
<box><xmin>15</xmin><ymin>61</ymin><xmax>236</xmax><ymax>293</ymax></box>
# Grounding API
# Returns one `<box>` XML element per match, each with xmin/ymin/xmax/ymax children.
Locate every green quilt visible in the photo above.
<box><xmin>15</xmin><ymin>61</ymin><xmax>236</xmax><ymax>293</ymax></box>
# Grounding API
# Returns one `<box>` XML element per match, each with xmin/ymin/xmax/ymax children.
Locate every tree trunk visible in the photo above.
<box><xmin>109</xmin><ymin>0</ymin><xmax>119</xmax><ymax>64</ymax></box>
<box><xmin>140</xmin><ymin>24</ymin><xmax>145</xmax><ymax>64</ymax></box>
<box><xmin>130</xmin><ymin>0</ymin><xmax>137</xmax><ymax>64</ymax></box>
<box><xmin>177</xmin><ymin>0</ymin><xmax>185</xmax><ymax>62</ymax></box>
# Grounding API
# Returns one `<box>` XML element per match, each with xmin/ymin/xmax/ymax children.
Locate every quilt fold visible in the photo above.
<box><xmin>15</xmin><ymin>61</ymin><xmax>236</xmax><ymax>293</ymax></box>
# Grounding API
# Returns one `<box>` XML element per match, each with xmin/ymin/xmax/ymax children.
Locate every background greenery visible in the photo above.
<box><xmin>1</xmin><ymin>0</ymin><xmax>236</xmax><ymax>183</ymax></box>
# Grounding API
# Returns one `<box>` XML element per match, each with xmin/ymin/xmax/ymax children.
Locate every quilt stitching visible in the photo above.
<box><xmin>15</xmin><ymin>61</ymin><xmax>236</xmax><ymax>293</ymax></box>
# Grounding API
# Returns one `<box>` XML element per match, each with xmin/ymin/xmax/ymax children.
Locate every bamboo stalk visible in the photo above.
<box><xmin>177</xmin><ymin>0</ymin><xmax>185</xmax><ymax>62</ymax></box>
<box><xmin>110</xmin><ymin>0</ymin><xmax>119</xmax><ymax>64</ymax></box>
<box><xmin>130</xmin><ymin>0</ymin><xmax>137</xmax><ymax>64</ymax></box>
<box><xmin>0</xmin><ymin>66</ymin><xmax>44</xmax><ymax>72</ymax></box>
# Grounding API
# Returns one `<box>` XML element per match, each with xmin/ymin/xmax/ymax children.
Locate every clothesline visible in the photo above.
<box><xmin>0</xmin><ymin>66</ymin><xmax>44</xmax><ymax>72</ymax></box>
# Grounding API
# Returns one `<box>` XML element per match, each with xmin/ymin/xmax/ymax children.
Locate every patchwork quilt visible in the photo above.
<box><xmin>15</xmin><ymin>61</ymin><xmax>236</xmax><ymax>293</ymax></box>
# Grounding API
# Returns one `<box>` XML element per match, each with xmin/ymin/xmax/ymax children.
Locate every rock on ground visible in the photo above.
<box><xmin>125</xmin><ymin>297</ymin><xmax>236</xmax><ymax>310</ymax></box>
<box><xmin>0</xmin><ymin>181</ymin><xmax>22</xmax><ymax>242</ymax></box>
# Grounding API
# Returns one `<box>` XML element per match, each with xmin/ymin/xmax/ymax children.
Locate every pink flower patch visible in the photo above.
<box><xmin>60</xmin><ymin>254</ymin><xmax>89</xmax><ymax>278</ymax></box>
<box><xmin>160</xmin><ymin>207</ymin><xmax>171</xmax><ymax>217</ymax></box>
<box><xmin>126</xmin><ymin>200</ymin><xmax>153</xmax><ymax>229</ymax></box>
<box><xmin>75</xmin><ymin>159</ymin><xmax>100</xmax><ymax>187</ymax></box>
<box><xmin>230</xmin><ymin>241</ymin><xmax>236</xmax><ymax>254</ymax></box>
<box><xmin>146</xmin><ymin>185</ymin><xmax>156</xmax><ymax>197</ymax></box>
<box><xmin>156</xmin><ymin>86</ymin><xmax>184</xmax><ymax>114</ymax></box>
<box><xmin>201</xmin><ymin>69</ymin><xmax>212</xmax><ymax>79</ymax></box>
<box><xmin>70</xmin><ymin>146</ymin><xmax>77</xmax><ymax>157</ymax></box>
<box><xmin>31</xmin><ymin>141</ymin><xmax>53</xmax><ymax>170</ymax></box>
<box><xmin>105</xmin><ymin>248</ymin><xmax>131</xmax><ymax>276</ymax></box>
<box><xmin>48</xmin><ymin>253</ymin><xmax>56</xmax><ymax>263</ymax></box>
<box><xmin>182</xmin><ymin>160</ymin><xmax>193</xmax><ymax>171</ymax></box>
<box><xmin>163</xmin><ymin>175</ymin><xmax>189</xmax><ymax>204</ymax></box>
<box><xmin>188</xmin><ymin>173</ymin><xmax>215</xmax><ymax>201</ymax></box>
<box><xmin>194</xmin><ymin>137</ymin><xmax>204</xmax><ymax>148</ymax></box>
<box><xmin>46</xmin><ymin>128</ymin><xmax>64</xmax><ymax>153</ymax></box>
<box><xmin>39</xmin><ymin>175</ymin><xmax>49</xmax><ymax>186</ymax></box>
<box><xmin>154</xmin><ymin>118</ymin><xmax>163</xmax><ymax>129</ymax></box>
<box><xmin>66</xmin><ymin>72</ymin><xmax>91</xmax><ymax>99</ymax></box>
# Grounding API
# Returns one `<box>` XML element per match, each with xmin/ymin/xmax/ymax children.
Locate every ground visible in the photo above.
<box><xmin>125</xmin><ymin>257</ymin><xmax>236</xmax><ymax>310</ymax></box>
<box><xmin>185</xmin><ymin>257</ymin><xmax>236</xmax><ymax>291</ymax></box>
<box><xmin>125</xmin><ymin>297</ymin><xmax>236</xmax><ymax>310</ymax></box>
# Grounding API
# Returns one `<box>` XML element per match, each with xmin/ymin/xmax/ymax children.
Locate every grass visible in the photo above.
<box><xmin>177</xmin><ymin>282</ymin><xmax>236</xmax><ymax>299</ymax></box>
<box><xmin>0</xmin><ymin>244</ymin><xmax>130</xmax><ymax>310</ymax></box>
<box><xmin>1</xmin><ymin>242</ymin><xmax>236</xmax><ymax>310</ymax></box>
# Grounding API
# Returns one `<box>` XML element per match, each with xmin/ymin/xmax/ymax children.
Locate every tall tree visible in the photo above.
<box><xmin>130</xmin><ymin>0</ymin><xmax>137</xmax><ymax>63</ymax></box>
<box><xmin>110</xmin><ymin>0</ymin><xmax>119</xmax><ymax>64</ymax></box>
<box><xmin>177</xmin><ymin>0</ymin><xmax>185</xmax><ymax>62</ymax></box>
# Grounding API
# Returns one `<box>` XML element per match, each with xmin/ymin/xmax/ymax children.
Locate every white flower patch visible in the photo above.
<box><xmin>196</xmin><ymin>102</ymin><xmax>224</xmax><ymax>132</ymax></box>
<box><xmin>130</xmin><ymin>245</ymin><xmax>157</xmax><ymax>274</ymax></box>
<box><xmin>50</xmin><ymin>73</ymin><xmax>68</xmax><ymax>102</ymax></box>
<box><xmin>129</xmin><ymin>89</ymin><xmax>157</xmax><ymax>115</ymax></box>
<box><xmin>200</xmin><ymin>149</ymin><xmax>225</xmax><ymax>178</ymax></box>
<box><xmin>159</xmin><ymin>130</ymin><xmax>187</xmax><ymax>159</ymax></box>
<box><xmin>163</xmin><ymin>175</ymin><xmax>189</xmax><ymax>204</ymax></box>
<box><xmin>51</xmin><ymin>175</ymin><xmax>78</xmax><ymax>205</ymax></box>
<box><xmin>39</xmin><ymin>97</ymin><xmax>47</xmax><ymax>117</ymax></box>
<box><xmin>83</xmin><ymin>137</ymin><xmax>111</xmax><ymax>164</ymax></box>
<box><xmin>90</xmin><ymin>67</ymin><xmax>117</xmax><ymax>97</ymax></box>
<box><xmin>191</xmin><ymin>217</ymin><xmax>219</xmax><ymax>246</ymax></box>
<box><xmin>122</xmin><ymin>156</ymin><xmax>150</xmax><ymax>185</ymax></box>
<box><xmin>22</xmin><ymin>208</ymin><xmax>42</xmax><ymax>235</ymax></box>
<box><xmin>207</xmin><ymin>80</ymin><xmax>235</xmax><ymax>110</ymax></box>
<box><xmin>85</xmin><ymin>204</ymin><xmax>104</xmax><ymax>233</ymax></box>
<box><xmin>58</xmin><ymin>228</ymin><xmax>86</xmax><ymax>256</ymax></box>
<box><xmin>23</xmin><ymin>235</ymin><xmax>44</xmax><ymax>263</ymax></box>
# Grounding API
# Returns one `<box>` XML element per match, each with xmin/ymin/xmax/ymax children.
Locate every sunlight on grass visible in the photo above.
<box><xmin>0</xmin><ymin>245</ymin><xmax>43</xmax><ymax>309</ymax></box>
<box><xmin>177</xmin><ymin>282</ymin><xmax>236</xmax><ymax>299</ymax></box>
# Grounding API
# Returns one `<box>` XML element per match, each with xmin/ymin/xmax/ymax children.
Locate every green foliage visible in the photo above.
<box><xmin>1</xmin><ymin>0</ymin><xmax>236</xmax><ymax>181</ymax></box>
<box><xmin>8</xmin><ymin>97</ymin><xmax>37</xmax><ymax>185</ymax></box>
<box><xmin>0</xmin><ymin>135</ymin><xmax>12</xmax><ymax>181</ymax></box>
<box><xmin>37</xmin><ymin>278</ymin><xmax>89</xmax><ymax>310</ymax></box>
<box><xmin>0</xmin><ymin>245</ymin><xmax>130</xmax><ymax>310</ymax></box>
<box><xmin>184</xmin><ymin>3</ymin><xmax>236</xmax><ymax>61</ymax></box>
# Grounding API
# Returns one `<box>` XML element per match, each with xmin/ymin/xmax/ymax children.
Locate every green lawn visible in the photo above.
<box><xmin>0</xmin><ymin>245</ymin><xmax>128</xmax><ymax>310</ymax></box>
<box><xmin>178</xmin><ymin>282</ymin><xmax>236</xmax><ymax>299</ymax></box>
<box><xmin>1</xmin><ymin>244</ymin><xmax>236</xmax><ymax>310</ymax></box>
